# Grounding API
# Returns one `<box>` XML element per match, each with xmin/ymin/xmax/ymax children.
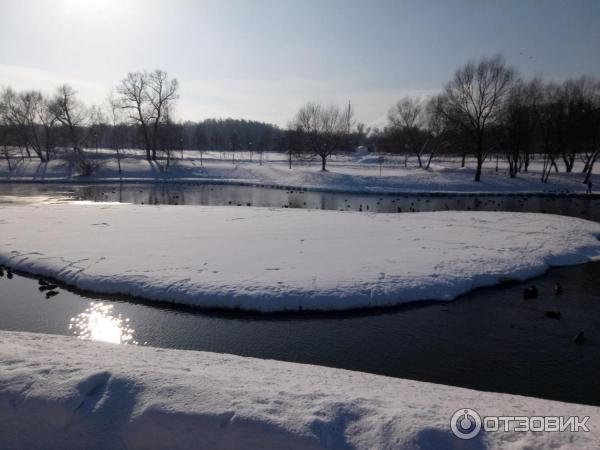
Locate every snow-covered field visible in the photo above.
<box><xmin>0</xmin><ymin>151</ymin><xmax>597</xmax><ymax>195</ymax></box>
<box><xmin>1</xmin><ymin>203</ymin><xmax>599</xmax><ymax>312</ymax></box>
<box><xmin>1</xmin><ymin>330</ymin><xmax>598</xmax><ymax>450</ymax></box>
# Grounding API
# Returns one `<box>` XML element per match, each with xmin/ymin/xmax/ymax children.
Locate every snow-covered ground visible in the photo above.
<box><xmin>1</xmin><ymin>204</ymin><xmax>599</xmax><ymax>312</ymax></box>
<box><xmin>0</xmin><ymin>151</ymin><xmax>597</xmax><ymax>195</ymax></box>
<box><xmin>1</xmin><ymin>330</ymin><xmax>598</xmax><ymax>450</ymax></box>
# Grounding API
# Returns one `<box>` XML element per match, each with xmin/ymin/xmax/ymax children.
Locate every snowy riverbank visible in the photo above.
<box><xmin>0</xmin><ymin>152</ymin><xmax>597</xmax><ymax>195</ymax></box>
<box><xmin>1</xmin><ymin>204</ymin><xmax>600</xmax><ymax>312</ymax></box>
<box><xmin>1</xmin><ymin>330</ymin><xmax>598</xmax><ymax>450</ymax></box>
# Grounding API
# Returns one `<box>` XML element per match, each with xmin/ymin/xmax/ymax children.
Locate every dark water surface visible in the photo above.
<box><xmin>0</xmin><ymin>182</ymin><xmax>599</xmax><ymax>220</ymax></box>
<box><xmin>1</xmin><ymin>264</ymin><xmax>599</xmax><ymax>406</ymax></box>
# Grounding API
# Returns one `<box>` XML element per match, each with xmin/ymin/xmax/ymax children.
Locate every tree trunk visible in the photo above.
<box><xmin>475</xmin><ymin>158</ymin><xmax>483</xmax><ymax>182</ymax></box>
<box><xmin>425</xmin><ymin>152</ymin><xmax>435</xmax><ymax>170</ymax></box>
<box><xmin>474</xmin><ymin>135</ymin><xmax>483</xmax><ymax>182</ymax></box>
<box><xmin>584</xmin><ymin>152</ymin><xmax>598</xmax><ymax>184</ymax></box>
<box><xmin>116</xmin><ymin>148</ymin><xmax>122</xmax><ymax>175</ymax></box>
<box><xmin>3</xmin><ymin>147</ymin><xmax>12</xmax><ymax>171</ymax></box>
<box><xmin>321</xmin><ymin>155</ymin><xmax>327</xmax><ymax>171</ymax></box>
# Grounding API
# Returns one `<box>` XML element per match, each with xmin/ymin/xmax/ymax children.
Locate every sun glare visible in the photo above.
<box><xmin>61</xmin><ymin>0</ymin><xmax>124</xmax><ymax>17</ymax></box>
<box><xmin>69</xmin><ymin>302</ymin><xmax>135</xmax><ymax>345</ymax></box>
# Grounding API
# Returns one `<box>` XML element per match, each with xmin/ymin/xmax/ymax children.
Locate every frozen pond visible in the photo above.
<box><xmin>0</xmin><ymin>181</ymin><xmax>599</xmax><ymax>220</ymax></box>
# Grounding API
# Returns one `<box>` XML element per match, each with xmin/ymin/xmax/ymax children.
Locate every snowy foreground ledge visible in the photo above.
<box><xmin>1</xmin><ymin>330</ymin><xmax>598</xmax><ymax>450</ymax></box>
<box><xmin>1</xmin><ymin>204</ymin><xmax>600</xmax><ymax>312</ymax></box>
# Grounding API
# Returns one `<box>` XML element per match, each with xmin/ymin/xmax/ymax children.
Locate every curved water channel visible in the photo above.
<box><xmin>1</xmin><ymin>181</ymin><xmax>599</xmax><ymax>220</ymax></box>
<box><xmin>1</xmin><ymin>182</ymin><xmax>599</xmax><ymax>406</ymax></box>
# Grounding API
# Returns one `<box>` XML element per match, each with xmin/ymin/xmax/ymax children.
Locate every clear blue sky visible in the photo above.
<box><xmin>1</xmin><ymin>0</ymin><xmax>599</xmax><ymax>127</ymax></box>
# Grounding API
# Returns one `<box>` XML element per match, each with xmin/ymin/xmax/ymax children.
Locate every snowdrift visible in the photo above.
<box><xmin>1</xmin><ymin>330</ymin><xmax>598</xmax><ymax>449</ymax></box>
<box><xmin>1</xmin><ymin>204</ymin><xmax>600</xmax><ymax>312</ymax></box>
<box><xmin>1</xmin><ymin>153</ymin><xmax>597</xmax><ymax>195</ymax></box>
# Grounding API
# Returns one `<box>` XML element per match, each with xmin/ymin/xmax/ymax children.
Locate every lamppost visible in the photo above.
<box><xmin>378</xmin><ymin>155</ymin><xmax>384</xmax><ymax>176</ymax></box>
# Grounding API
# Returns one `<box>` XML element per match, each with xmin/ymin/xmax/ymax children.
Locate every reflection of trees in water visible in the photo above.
<box><xmin>12</xmin><ymin>183</ymin><xmax>600</xmax><ymax>221</ymax></box>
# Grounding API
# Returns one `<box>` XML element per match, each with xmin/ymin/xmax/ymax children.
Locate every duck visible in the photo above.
<box><xmin>523</xmin><ymin>285</ymin><xmax>539</xmax><ymax>300</ymax></box>
<box><xmin>554</xmin><ymin>283</ymin><xmax>563</xmax><ymax>295</ymax></box>
<box><xmin>39</xmin><ymin>284</ymin><xmax>58</xmax><ymax>292</ymax></box>
<box><xmin>45</xmin><ymin>290</ymin><xmax>59</xmax><ymax>299</ymax></box>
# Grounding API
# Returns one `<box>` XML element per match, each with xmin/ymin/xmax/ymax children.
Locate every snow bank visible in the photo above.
<box><xmin>1</xmin><ymin>204</ymin><xmax>600</xmax><ymax>312</ymax></box>
<box><xmin>1</xmin><ymin>330</ymin><xmax>598</xmax><ymax>450</ymax></box>
<box><xmin>0</xmin><ymin>152</ymin><xmax>597</xmax><ymax>195</ymax></box>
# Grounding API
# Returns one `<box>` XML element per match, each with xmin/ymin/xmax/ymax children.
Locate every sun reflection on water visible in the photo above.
<box><xmin>69</xmin><ymin>302</ymin><xmax>136</xmax><ymax>344</ymax></box>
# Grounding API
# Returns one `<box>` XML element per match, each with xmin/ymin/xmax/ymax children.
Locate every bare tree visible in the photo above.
<box><xmin>387</xmin><ymin>97</ymin><xmax>429</xmax><ymax>167</ymax></box>
<box><xmin>421</xmin><ymin>94</ymin><xmax>451</xmax><ymax>170</ymax></box>
<box><xmin>581</xmin><ymin>78</ymin><xmax>600</xmax><ymax>184</ymax></box>
<box><xmin>37</xmin><ymin>97</ymin><xmax>57</xmax><ymax>162</ymax></box>
<box><xmin>0</xmin><ymin>88</ymin><xmax>33</xmax><ymax>160</ymax></box>
<box><xmin>501</xmin><ymin>78</ymin><xmax>543</xmax><ymax>178</ymax></box>
<box><xmin>440</xmin><ymin>55</ymin><xmax>516</xmax><ymax>181</ymax></box>
<box><xmin>0</xmin><ymin>122</ymin><xmax>12</xmax><ymax>170</ymax></box>
<box><xmin>50</xmin><ymin>84</ymin><xmax>89</xmax><ymax>154</ymax></box>
<box><xmin>537</xmin><ymin>83</ymin><xmax>563</xmax><ymax>183</ymax></box>
<box><xmin>107</xmin><ymin>93</ymin><xmax>126</xmax><ymax>174</ymax></box>
<box><xmin>117</xmin><ymin>72</ymin><xmax>152</xmax><ymax>160</ymax></box>
<box><xmin>290</xmin><ymin>102</ymin><xmax>353</xmax><ymax>171</ymax></box>
<box><xmin>147</xmin><ymin>70</ymin><xmax>179</xmax><ymax>160</ymax></box>
<box><xmin>117</xmin><ymin>70</ymin><xmax>178</xmax><ymax>161</ymax></box>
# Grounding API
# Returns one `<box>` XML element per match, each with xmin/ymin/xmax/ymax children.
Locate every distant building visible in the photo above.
<box><xmin>355</xmin><ymin>145</ymin><xmax>372</xmax><ymax>155</ymax></box>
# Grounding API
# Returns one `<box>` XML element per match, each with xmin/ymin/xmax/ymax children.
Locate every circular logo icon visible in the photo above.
<box><xmin>450</xmin><ymin>408</ymin><xmax>482</xmax><ymax>440</ymax></box>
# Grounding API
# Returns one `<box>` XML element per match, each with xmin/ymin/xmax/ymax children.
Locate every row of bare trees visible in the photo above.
<box><xmin>0</xmin><ymin>84</ymin><xmax>105</xmax><ymax>173</ymax></box>
<box><xmin>0</xmin><ymin>70</ymin><xmax>179</xmax><ymax>172</ymax></box>
<box><xmin>373</xmin><ymin>55</ymin><xmax>600</xmax><ymax>183</ymax></box>
<box><xmin>0</xmin><ymin>69</ymin><xmax>287</xmax><ymax>173</ymax></box>
<box><xmin>2</xmin><ymin>58</ymin><xmax>599</xmax><ymax>182</ymax></box>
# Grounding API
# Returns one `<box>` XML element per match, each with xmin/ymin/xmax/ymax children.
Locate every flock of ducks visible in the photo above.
<box><xmin>0</xmin><ymin>265</ymin><xmax>61</xmax><ymax>299</ymax></box>
<box><xmin>523</xmin><ymin>282</ymin><xmax>586</xmax><ymax>344</ymax></box>
<box><xmin>38</xmin><ymin>279</ymin><xmax>60</xmax><ymax>299</ymax></box>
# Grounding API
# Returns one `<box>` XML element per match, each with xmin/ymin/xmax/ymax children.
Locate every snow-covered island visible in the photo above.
<box><xmin>1</xmin><ymin>203</ymin><xmax>599</xmax><ymax>312</ymax></box>
<box><xmin>1</xmin><ymin>330</ymin><xmax>599</xmax><ymax>450</ymax></box>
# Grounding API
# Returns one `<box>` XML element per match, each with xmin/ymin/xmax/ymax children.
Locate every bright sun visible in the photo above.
<box><xmin>61</xmin><ymin>0</ymin><xmax>122</xmax><ymax>16</ymax></box>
